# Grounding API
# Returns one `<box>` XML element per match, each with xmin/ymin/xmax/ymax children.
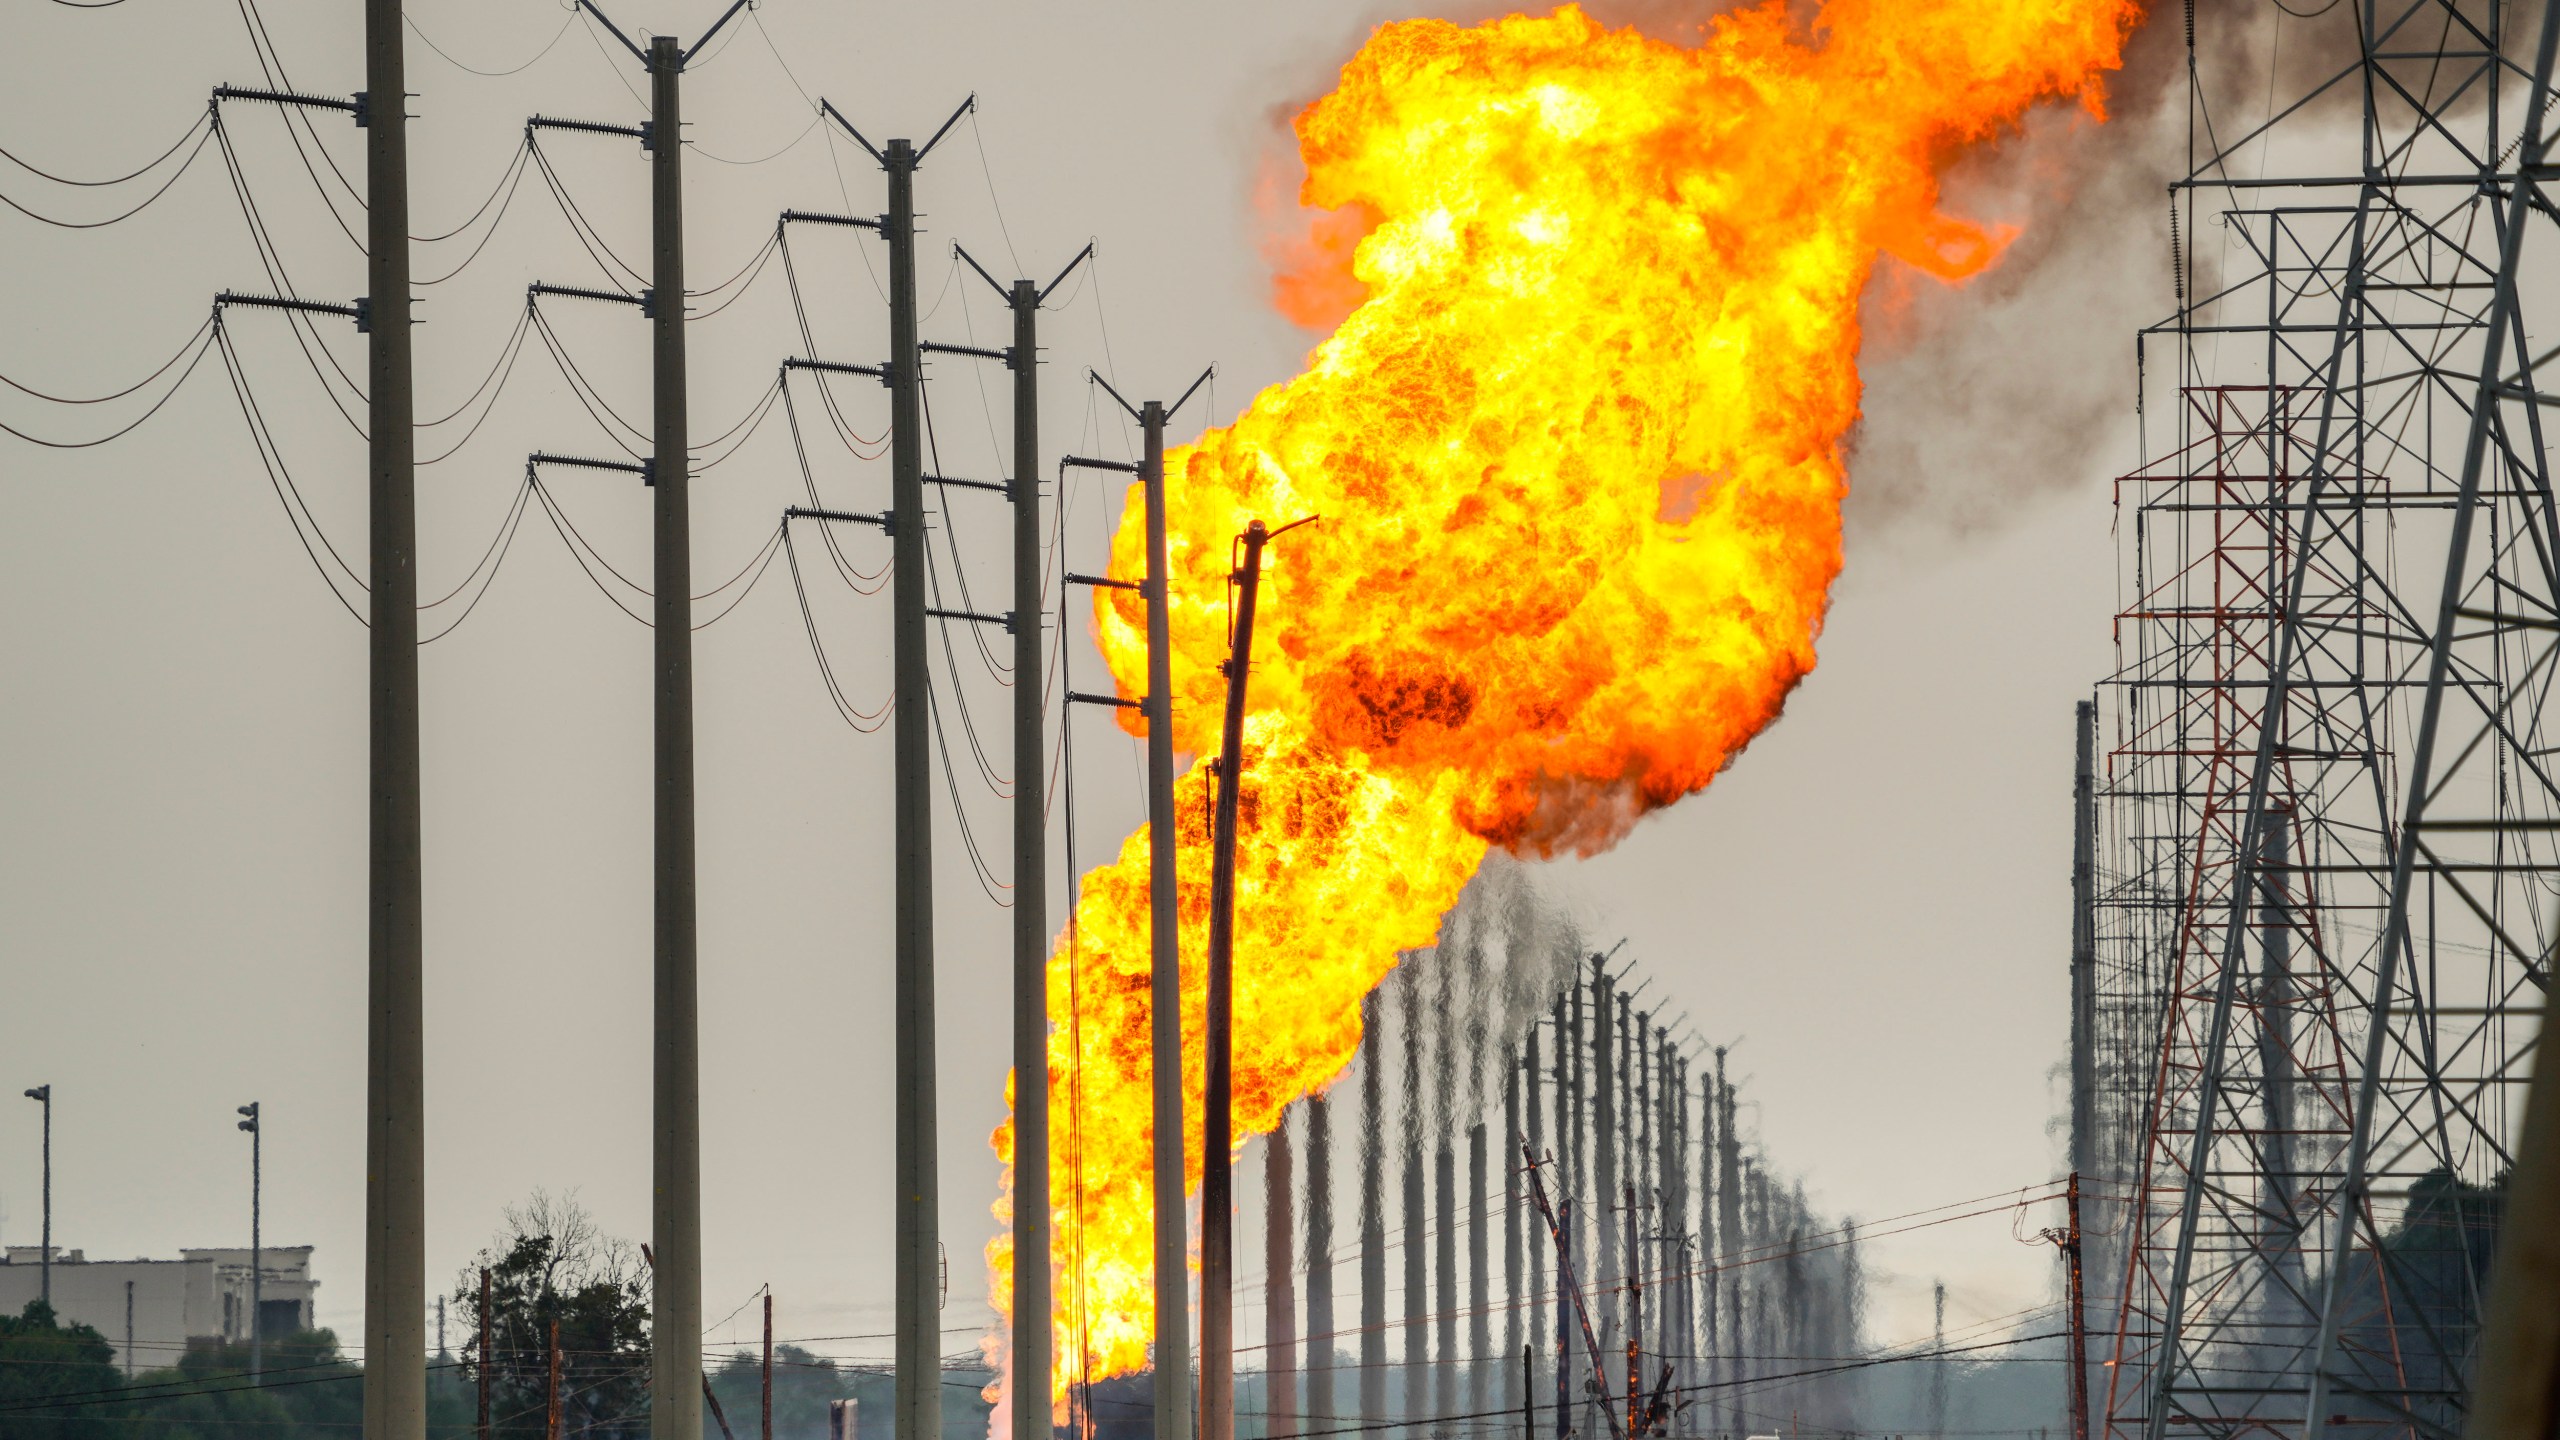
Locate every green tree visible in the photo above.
<box><xmin>121</xmin><ymin>1328</ymin><xmax>362</xmax><ymax>1440</ymax></box>
<box><xmin>453</xmin><ymin>1191</ymin><xmax>653</xmax><ymax>1440</ymax></box>
<box><xmin>705</xmin><ymin>1343</ymin><xmax>863</xmax><ymax>1440</ymax></box>
<box><xmin>0</xmin><ymin>1299</ymin><xmax>124</xmax><ymax>1440</ymax></box>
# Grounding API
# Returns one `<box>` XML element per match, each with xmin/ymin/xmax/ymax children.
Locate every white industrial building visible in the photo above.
<box><xmin>0</xmin><ymin>1245</ymin><xmax>317</xmax><ymax>1374</ymax></box>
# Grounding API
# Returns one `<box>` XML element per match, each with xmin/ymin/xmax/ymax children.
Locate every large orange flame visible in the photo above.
<box><xmin>989</xmin><ymin>0</ymin><xmax>2139</xmax><ymax>1403</ymax></box>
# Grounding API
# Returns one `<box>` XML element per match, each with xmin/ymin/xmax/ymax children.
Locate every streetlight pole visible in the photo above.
<box><xmin>238</xmin><ymin>1103</ymin><xmax>262</xmax><ymax>1378</ymax></box>
<box><xmin>20</xmin><ymin>1087</ymin><xmax>48</xmax><ymax>1310</ymax></box>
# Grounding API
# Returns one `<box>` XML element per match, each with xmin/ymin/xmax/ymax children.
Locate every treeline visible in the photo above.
<box><xmin>0</xmin><ymin>1192</ymin><xmax>993</xmax><ymax>1440</ymax></box>
<box><xmin>0</xmin><ymin>1304</ymin><xmax>470</xmax><ymax>1439</ymax></box>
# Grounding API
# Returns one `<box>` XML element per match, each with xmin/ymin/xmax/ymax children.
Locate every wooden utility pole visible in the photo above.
<box><xmin>2063</xmin><ymin>1175</ymin><xmax>2090</xmax><ymax>1440</ymax></box>
<box><xmin>547</xmin><ymin>1320</ymin><xmax>562</xmax><ymax>1440</ymax></box>
<box><xmin>763</xmin><ymin>1293</ymin><xmax>774</xmax><ymax>1440</ymax></box>
<box><xmin>1203</xmin><ymin>517</ymin><xmax>1293</xmax><ymax>1440</ymax></box>
<box><xmin>478</xmin><ymin>1268</ymin><xmax>493</xmax><ymax>1440</ymax></box>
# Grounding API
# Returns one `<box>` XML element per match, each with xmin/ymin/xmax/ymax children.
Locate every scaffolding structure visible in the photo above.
<box><xmin>2089</xmin><ymin>2</ymin><xmax>2560</xmax><ymax>1437</ymax></box>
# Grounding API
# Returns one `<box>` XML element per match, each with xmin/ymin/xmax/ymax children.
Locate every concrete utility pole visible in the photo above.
<box><xmin>887</xmin><ymin>133</ymin><xmax>939</xmax><ymax>1440</ymax></box>
<box><xmin>1140</xmin><ymin>395</ymin><xmax>1188</xmax><ymax>1440</ymax></box>
<box><xmin>361</xmin><ymin>0</ymin><xmax>425</xmax><ymax>1430</ymax></box>
<box><xmin>1086</xmin><ymin>367</ymin><xmax>1212</xmax><ymax>1440</ymax></box>
<box><xmin>1009</xmin><ymin>272</ymin><xmax>1052</xmax><ymax>1440</ymax></box>
<box><xmin>528</xmin><ymin>16</ymin><xmax>754</xmax><ymax>1440</ymax></box>
<box><xmin>238</xmin><ymin>1103</ymin><xmax>262</xmax><ymax>1377</ymax></box>
<box><xmin>812</xmin><ymin>93</ymin><xmax>973</xmax><ymax>1440</ymax></box>
<box><xmin>646</xmin><ymin>35</ymin><xmax>706</xmax><ymax>1440</ymax></box>
<box><xmin>955</xmin><ymin>242</ymin><xmax>1091</xmax><ymax>1440</ymax></box>
<box><xmin>20</xmin><ymin>1086</ymin><xmax>47</xmax><ymax>1308</ymax></box>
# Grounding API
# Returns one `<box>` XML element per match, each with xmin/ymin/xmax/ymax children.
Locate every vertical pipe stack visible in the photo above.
<box><xmin>1698</xmin><ymin>1068</ymin><xmax>1717</xmax><ymax>1438</ymax></box>
<box><xmin>1401</xmin><ymin>970</ymin><xmax>1427</xmax><ymax>1427</ymax></box>
<box><xmin>1592</xmin><ymin>960</ymin><xmax>1615</xmax><ymax>1299</ymax></box>
<box><xmin>650</xmin><ymin>39</ymin><xmax>704</xmax><ymax>1440</ymax></box>
<box><xmin>1527</xmin><ymin>1021</ymin><xmax>1549</xmax><ymax>1413</ymax></box>
<box><xmin>1308</xmin><ymin>1095</ymin><xmax>1336</xmax><ymax>1432</ymax></box>
<box><xmin>1717</xmin><ymin>1058</ymin><xmax>1740</xmax><ymax>1435</ymax></box>
<box><xmin>361</xmin><ymin>0</ymin><xmax>425</xmax><ymax>1428</ymax></box>
<box><xmin>1360</xmin><ymin>996</ymin><xmax>1387</xmax><ymax>1425</ymax></box>
<box><xmin>1266</xmin><ymin>1122</ymin><xmax>1298</xmax><ymax>1439</ymax></box>
<box><xmin>1556</xmin><ymin>968</ymin><xmax>1576</xmax><ymax>1424</ymax></box>
<box><xmin>1468</xmin><ymin>1122</ymin><xmax>1489</xmax><ymax>1419</ymax></box>
<box><xmin>1435</xmin><ymin>1143</ymin><xmax>1456</xmax><ymax>1429</ymax></box>
<box><xmin>1502</xmin><ymin>1056</ymin><xmax>1522</xmax><ymax>1413</ymax></box>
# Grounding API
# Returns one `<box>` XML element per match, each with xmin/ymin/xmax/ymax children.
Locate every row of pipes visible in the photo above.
<box><xmin>1137</xmin><ymin>936</ymin><xmax>1866</xmax><ymax>1440</ymax></box>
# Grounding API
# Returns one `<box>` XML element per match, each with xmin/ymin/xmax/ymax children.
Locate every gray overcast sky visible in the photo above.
<box><xmin>0</xmin><ymin>0</ymin><xmax>2147</xmax><ymax>1363</ymax></box>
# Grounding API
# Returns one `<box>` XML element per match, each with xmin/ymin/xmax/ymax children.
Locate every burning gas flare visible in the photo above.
<box><xmin>990</xmin><ymin>0</ymin><xmax>2138</xmax><ymax>1403</ymax></box>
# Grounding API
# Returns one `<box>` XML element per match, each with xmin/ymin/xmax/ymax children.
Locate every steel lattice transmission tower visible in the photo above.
<box><xmin>2088</xmin><ymin>2</ymin><xmax>2560</xmax><ymax>1437</ymax></box>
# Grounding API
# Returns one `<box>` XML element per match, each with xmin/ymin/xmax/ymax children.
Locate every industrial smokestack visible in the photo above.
<box><xmin>1501</xmin><ymin>1056</ymin><xmax>1521</xmax><ymax>1415</ymax></box>
<box><xmin>1697</xmin><ymin>1064</ymin><xmax>1716</xmax><ymax>1433</ymax></box>
<box><xmin>1717</xmin><ymin>1062</ymin><xmax>1741</xmax><ymax>1427</ymax></box>
<box><xmin>1556</xmin><ymin>968</ymin><xmax>1576</xmax><ymax>1424</ymax></box>
<box><xmin>1268</xmin><ymin>1118</ymin><xmax>1298</xmax><ymax>1436</ymax></box>
<box><xmin>1434</xmin><ymin>1140</ymin><xmax>1457</xmax><ymax>1432</ymax></box>
<box><xmin>1634</xmin><ymin>1009</ymin><xmax>1653</xmax><ymax>1362</ymax></box>
<box><xmin>1360</xmin><ymin>993</ymin><xmax>1387</xmax><ymax>1425</ymax></box>
<box><xmin>1469</xmin><ymin>1122</ymin><xmax>1489</xmax><ymax>1421</ymax></box>
<box><xmin>1402</xmin><ymin>968</ymin><xmax>1427</xmax><ymax>1427</ymax></box>
<box><xmin>1307</xmin><ymin>1094</ymin><xmax>1335</xmax><ymax>1431</ymax></box>
<box><xmin>1592</xmin><ymin>959</ymin><xmax>1616</xmax><ymax>1294</ymax></box>
<box><xmin>1527</xmin><ymin>1021</ymin><xmax>1549</xmax><ymax>1414</ymax></box>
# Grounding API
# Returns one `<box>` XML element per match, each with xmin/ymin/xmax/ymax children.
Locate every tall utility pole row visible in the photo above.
<box><xmin>163</xmin><ymin>6</ymin><xmax>1142</xmax><ymax>1440</ymax></box>
<box><xmin>25</xmin><ymin>5</ymin><xmax>1247</xmax><ymax>1440</ymax></box>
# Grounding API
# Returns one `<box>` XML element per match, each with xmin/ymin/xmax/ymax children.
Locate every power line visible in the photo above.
<box><xmin>1</xmin><ymin>108</ymin><xmax>210</xmax><ymax>187</ymax></box>
<box><xmin>403</xmin><ymin>7</ymin><xmax>576</xmax><ymax>79</ymax></box>
<box><xmin>0</xmin><ymin>111</ymin><xmax>216</xmax><ymax>227</ymax></box>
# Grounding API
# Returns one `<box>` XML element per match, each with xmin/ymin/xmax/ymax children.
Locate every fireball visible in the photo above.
<box><xmin>990</xmin><ymin>0</ymin><xmax>2140</xmax><ymax>1403</ymax></box>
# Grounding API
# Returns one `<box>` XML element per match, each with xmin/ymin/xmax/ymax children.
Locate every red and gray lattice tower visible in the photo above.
<box><xmin>2089</xmin><ymin>3</ymin><xmax>2560</xmax><ymax>1437</ymax></box>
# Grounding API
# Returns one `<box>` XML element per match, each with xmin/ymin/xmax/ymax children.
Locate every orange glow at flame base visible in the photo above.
<box><xmin>989</xmin><ymin>0</ymin><xmax>2139</xmax><ymax>1406</ymax></box>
